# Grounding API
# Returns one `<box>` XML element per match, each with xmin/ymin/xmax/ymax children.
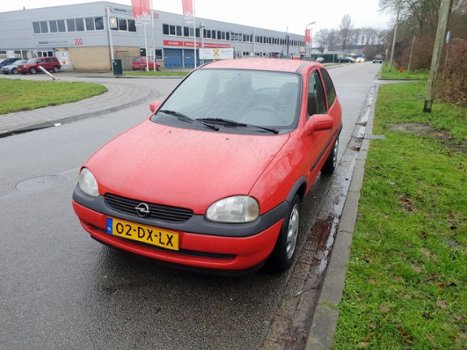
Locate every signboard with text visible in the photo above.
<box><xmin>199</xmin><ymin>48</ymin><xmax>234</xmax><ymax>60</ymax></box>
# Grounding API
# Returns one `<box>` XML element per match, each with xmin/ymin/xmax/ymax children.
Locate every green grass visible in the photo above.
<box><xmin>124</xmin><ymin>70</ymin><xmax>188</xmax><ymax>77</ymax></box>
<box><xmin>334</xmin><ymin>82</ymin><xmax>466</xmax><ymax>349</ymax></box>
<box><xmin>0</xmin><ymin>79</ymin><xmax>107</xmax><ymax>115</ymax></box>
<box><xmin>380</xmin><ymin>64</ymin><xmax>429</xmax><ymax>80</ymax></box>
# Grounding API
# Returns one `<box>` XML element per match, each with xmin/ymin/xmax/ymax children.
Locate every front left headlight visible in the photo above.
<box><xmin>78</xmin><ymin>167</ymin><xmax>99</xmax><ymax>197</ymax></box>
<box><xmin>206</xmin><ymin>196</ymin><xmax>259</xmax><ymax>223</ymax></box>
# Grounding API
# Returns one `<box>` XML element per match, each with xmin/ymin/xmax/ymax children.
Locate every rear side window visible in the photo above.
<box><xmin>307</xmin><ymin>70</ymin><xmax>326</xmax><ymax>116</ymax></box>
<box><xmin>320</xmin><ymin>68</ymin><xmax>336</xmax><ymax>108</ymax></box>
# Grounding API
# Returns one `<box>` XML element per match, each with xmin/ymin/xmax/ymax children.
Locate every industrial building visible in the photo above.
<box><xmin>0</xmin><ymin>1</ymin><xmax>306</xmax><ymax>71</ymax></box>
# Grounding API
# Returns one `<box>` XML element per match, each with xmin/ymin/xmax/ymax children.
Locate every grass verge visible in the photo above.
<box><xmin>0</xmin><ymin>79</ymin><xmax>107</xmax><ymax>115</ymax></box>
<box><xmin>380</xmin><ymin>64</ymin><xmax>429</xmax><ymax>80</ymax></box>
<box><xmin>334</xmin><ymin>82</ymin><xmax>466</xmax><ymax>349</ymax></box>
<box><xmin>124</xmin><ymin>70</ymin><xmax>188</xmax><ymax>77</ymax></box>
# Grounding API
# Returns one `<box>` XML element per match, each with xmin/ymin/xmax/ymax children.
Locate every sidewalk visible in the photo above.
<box><xmin>0</xmin><ymin>80</ymin><xmax>156</xmax><ymax>138</ymax></box>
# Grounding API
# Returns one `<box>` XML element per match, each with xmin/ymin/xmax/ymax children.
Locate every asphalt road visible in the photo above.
<box><xmin>0</xmin><ymin>63</ymin><xmax>381</xmax><ymax>350</ymax></box>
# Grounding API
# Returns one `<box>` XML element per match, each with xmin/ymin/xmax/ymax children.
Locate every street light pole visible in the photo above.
<box><xmin>388</xmin><ymin>6</ymin><xmax>400</xmax><ymax>72</ymax></box>
<box><xmin>305</xmin><ymin>21</ymin><xmax>316</xmax><ymax>60</ymax></box>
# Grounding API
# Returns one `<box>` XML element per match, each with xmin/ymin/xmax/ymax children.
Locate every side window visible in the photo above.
<box><xmin>320</xmin><ymin>68</ymin><xmax>336</xmax><ymax>108</ymax></box>
<box><xmin>307</xmin><ymin>70</ymin><xmax>326</xmax><ymax>116</ymax></box>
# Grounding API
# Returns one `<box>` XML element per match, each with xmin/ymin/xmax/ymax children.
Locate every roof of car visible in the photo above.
<box><xmin>202</xmin><ymin>58</ymin><xmax>318</xmax><ymax>73</ymax></box>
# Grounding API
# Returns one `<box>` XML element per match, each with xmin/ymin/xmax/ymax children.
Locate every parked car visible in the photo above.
<box><xmin>131</xmin><ymin>57</ymin><xmax>160</xmax><ymax>71</ymax></box>
<box><xmin>315</xmin><ymin>57</ymin><xmax>325</xmax><ymax>63</ymax></box>
<box><xmin>17</xmin><ymin>57</ymin><xmax>61</xmax><ymax>74</ymax></box>
<box><xmin>72</xmin><ymin>58</ymin><xmax>342</xmax><ymax>272</ymax></box>
<box><xmin>1</xmin><ymin>59</ymin><xmax>28</xmax><ymax>74</ymax></box>
<box><xmin>0</xmin><ymin>57</ymin><xmax>19</xmax><ymax>68</ymax></box>
<box><xmin>337</xmin><ymin>56</ymin><xmax>355</xmax><ymax>63</ymax></box>
<box><xmin>372</xmin><ymin>55</ymin><xmax>383</xmax><ymax>64</ymax></box>
<box><xmin>356</xmin><ymin>57</ymin><xmax>365</xmax><ymax>63</ymax></box>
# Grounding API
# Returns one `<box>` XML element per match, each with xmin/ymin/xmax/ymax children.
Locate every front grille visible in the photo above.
<box><xmin>104</xmin><ymin>193</ymin><xmax>193</xmax><ymax>222</ymax></box>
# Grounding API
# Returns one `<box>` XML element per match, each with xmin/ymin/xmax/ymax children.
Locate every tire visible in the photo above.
<box><xmin>156</xmin><ymin>66</ymin><xmax>160</xmax><ymax>71</ymax></box>
<box><xmin>52</xmin><ymin>66</ymin><xmax>59</xmax><ymax>73</ymax></box>
<box><xmin>12</xmin><ymin>68</ymin><xmax>17</xmax><ymax>74</ymax></box>
<box><xmin>321</xmin><ymin>137</ymin><xmax>339</xmax><ymax>175</ymax></box>
<box><xmin>30</xmin><ymin>67</ymin><xmax>37</xmax><ymax>74</ymax></box>
<box><xmin>269</xmin><ymin>195</ymin><xmax>301</xmax><ymax>271</ymax></box>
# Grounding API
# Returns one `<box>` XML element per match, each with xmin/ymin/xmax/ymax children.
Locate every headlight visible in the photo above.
<box><xmin>78</xmin><ymin>168</ymin><xmax>99</xmax><ymax>197</ymax></box>
<box><xmin>206</xmin><ymin>196</ymin><xmax>259</xmax><ymax>223</ymax></box>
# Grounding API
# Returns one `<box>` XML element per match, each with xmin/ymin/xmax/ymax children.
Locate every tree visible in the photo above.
<box><xmin>315</xmin><ymin>28</ymin><xmax>331</xmax><ymax>50</ymax></box>
<box><xmin>339</xmin><ymin>14</ymin><xmax>353</xmax><ymax>51</ymax></box>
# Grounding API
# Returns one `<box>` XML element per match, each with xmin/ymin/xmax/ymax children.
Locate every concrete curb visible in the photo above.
<box><xmin>305</xmin><ymin>86</ymin><xmax>378</xmax><ymax>350</ymax></box>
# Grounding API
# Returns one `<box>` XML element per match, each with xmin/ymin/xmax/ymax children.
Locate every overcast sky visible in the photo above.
<box><xmin>0</xmin><ymin>0</ymin><xmax>393</xmax><ymax>35</ymax></box>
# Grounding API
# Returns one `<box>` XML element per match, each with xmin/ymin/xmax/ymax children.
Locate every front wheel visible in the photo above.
<box><xmin>269</xmin><ymin>195</ymin><xmax>301</xmax><ymax>271</ymax></box>
<box><xmin>321</xmin><ymin>138</ymin><xmax>339</xmax><ymax>175</ymax></box>
<box><xmin>52</xmin><ymin>66</ymin><xmax>59</xmax><ymax>73</ymax></box>
<box><xmin>12</xmin><ymin>68</ymin><xmax>17</xmax><ymax>74</ymax></box>
<box><xmin>30</xmin><ymin>67</ymin><xmax>37</xmax><ymax>74</ymax></box>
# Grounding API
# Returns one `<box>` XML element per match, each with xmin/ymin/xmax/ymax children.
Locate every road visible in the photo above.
<box><xmin>0</xmin><ymin>63</ymin><xmax>380</xmax><ymax>350</ymax></box>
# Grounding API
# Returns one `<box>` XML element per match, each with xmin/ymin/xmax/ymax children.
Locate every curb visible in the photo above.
<box><xmin>305</xmin><ymin>86</ymin><xmax>378</xmax><ymax>350</ymax></box>
<box><xmin>0</xmin><ymin>84</ymin><xmax>158</xmax><ymax>138</ymax></box>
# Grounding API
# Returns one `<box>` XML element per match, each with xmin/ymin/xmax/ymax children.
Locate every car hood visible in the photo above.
<box><xmin>86</xmin><ymin>120</ymin><xmax>290</xmax><ymax>213</ymax></box>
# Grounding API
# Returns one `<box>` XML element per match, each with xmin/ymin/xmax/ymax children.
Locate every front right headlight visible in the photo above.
<box><xmin>205</xmin><ymin>196</ymin><xmax>259</xmax><ymax>223</ymax></box>
<box><xmin>78</xmin><ymin>168</ymin><xmax>99</xmax><ymax>197</ymax></box>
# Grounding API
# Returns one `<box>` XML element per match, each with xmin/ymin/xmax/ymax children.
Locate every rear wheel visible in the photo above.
<box><xmin>52</xmin><ymin>66</ymin><xmax>59</xmax><ymax>73</ymax></box>
<box><xmin>321</xmin><ymin>138</ymin><xmax>339</xmax><ymax>175</ymax></box>
<box><xmin>269</xmin><ymin>195</ymin><xmax>301</xmax><ymax>271</ymax></box>
<box><xmin>12</xmin><ymin>68</ymin><xmax>17</xmax><ymax>74</ymax></box>
<box><xmin>30</xmin><ymin>67</ymin><xmax>37</xmax><ymax>74</ymax></box>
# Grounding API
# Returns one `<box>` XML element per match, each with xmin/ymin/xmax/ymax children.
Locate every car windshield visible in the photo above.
<box><xmin>13</xmin><ymin>60</ymin><xmax>24</xmax><ymax>64</ymax></box>
<box><xmin>27</xmin><ymin>59</ymin><xmax>38</xmax><ymax>63</ymax></box>
<box><xmin>153</xmin><ymin>68</ymin><xmax>300</xmax><ymax>133</ymax></box>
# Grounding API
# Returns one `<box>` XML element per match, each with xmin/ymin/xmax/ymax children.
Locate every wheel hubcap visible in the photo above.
<box><xmin>286</xmin><ymin>204</ymin><xmax>300</xmax><ymax>259</ymax></box>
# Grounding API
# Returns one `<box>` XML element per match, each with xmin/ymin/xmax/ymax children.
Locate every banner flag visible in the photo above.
<box><xmin>132</xmin><ymin>0</ymin><xmax>151</xmax><ymax>18</ymax></box>
<box><xmin>182</xmin><ymin>0</ymin><xmax>194</xmax><ymax>22</ymax></box>
<box><xmin>305</xmin><ymin>29</ymin><xmax>312</xmax><ymax>45</ymax></box>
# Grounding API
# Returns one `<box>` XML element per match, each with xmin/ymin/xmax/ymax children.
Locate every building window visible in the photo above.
<box><xmin>189</xmin><ymin>27</ymin><xmax>194</xmax><ymax>37</ymax></box>
<box><xmin>75</xmin><ymin>18</ymin><xmax>85</xmax><ymax>31</ymax></box>
<box><xmin>49</xmin><ymin>20</ymin><xmax>57</xmax><ymax>32</ymax></box>
<box><xmin>118</xmin><ymin>18</ymin><xmax>127</xmax><ymax>31</ymax></box>
<box><xmin>217</xmin><ymin>30</ymin><xmax>221</xmax><ymax>40</ymax></box>
<box><xmin>85</xmin><ymin>17</ymin><xmax>95</xmax><ymax>30</ymax></box>
<box><xmin>32</xmin><ymin>22</ymin><xmax>40</xmax><ymax>33</ymax></box>
<box><xmin>40</xmin><ymin>21</ymin><xmax>48</xmax><ymax>33</ymax></box>
<box><xmin>67</xmin><ymin>19</ymin><xmax>75</xmax><ymax>31</ymax></box>
<box><xmin>206</xmin><ymin>30</ymin><xmax>211</xmax><ymax>39</ymax></box>
<box><xmin>195</xmin><ymin>28</ymin><xmax>200</xmax><ymax>38</ymax></box>
<box><xmin>176</xmin><ymin>25</ymin><xmax>182</xmax><ymax>36</ymax></box>
<box><xmin>212</xmin><ymin>30</ymin><xmax>216</xmax><ymax>39</ymax></box>
<box><xmin>163</xmin><ymin>24</ymin><xmax>169</xmax><ymax>35</ymax></box>
<box><xmin>226</xmin><ymin>32</ymin><xmax>229</xmax><ymax>40</ymax></box>
<box><xmin>169</xmin><ymin>25</ymin><xmax>176</xmax><ymax>35</ymax></box>
<box><xmin>128</xmin><ymin>19</ymin><xmax>136</xmax><ymax>32</ymax></box>
<box><xmin>95</xmin><ymin>17</ymin><xmax>104</xmax><ymax>30</ymax></box>
<box><xmin>57</xmin><ymin>19</ymin><xmax>66</xmax><ymax>32</ymax></box>
<box><xmin>183</xmin><ymin>26</ymin><xmax>189</xmax><ymax>37</ymax></box>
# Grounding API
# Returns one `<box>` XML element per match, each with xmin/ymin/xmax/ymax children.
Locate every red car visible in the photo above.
<box><xmin>72</xmin><ymin>58</ymin><xmax>342</xmax><ymax>272</ymax></box>
<box><xmin>131</xmin><ymin>57</ymin><xmax>160</xmax><ymax>71</ymax></box>
<box><xmin>17</xmin><ymin>57</ymin><xmax>61</xmax><ymax>74</ymax></box>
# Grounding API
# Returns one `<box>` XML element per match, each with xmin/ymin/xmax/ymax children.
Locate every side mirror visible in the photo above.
<box><xmin>305</xmin><ymin>114</ymin><xmax>334</xmax><ymax>133</ymax></box>
<box><xmin>149</xmin><ymin>100</ymin><xmax>162</xmax><ymax>113</ymax></box>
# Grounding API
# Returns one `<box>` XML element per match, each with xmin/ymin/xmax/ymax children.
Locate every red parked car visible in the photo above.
<box><xmin>131</xmin><ymin>57</ymin><xmax>160</xmax><ymax>71</ymax></box>
<box><xmin>17</xmin><ymin>57</ymin><xmax>61</xmax><ymax>74</ymax></box>
<box><xmin>72</xmin><ymin>58</ymin><xmax>342</xmax><ymax>272</ymax></box>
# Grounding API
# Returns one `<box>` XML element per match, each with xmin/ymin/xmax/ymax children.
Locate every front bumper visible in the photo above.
<box><xmin>72</xmin><ymin>187</ymin><xmax>287</xmax><ymax>271</ymax></box>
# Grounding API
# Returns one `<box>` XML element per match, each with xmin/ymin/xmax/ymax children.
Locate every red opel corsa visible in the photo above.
<box><xmin>72</xmin><ymin>59</ymin><xmax>342</xmax><ymax>272</ymax></box>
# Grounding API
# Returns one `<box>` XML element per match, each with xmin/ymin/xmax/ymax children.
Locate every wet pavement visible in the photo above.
<box><xmin>0</xmin><ymin>63</ymin><xmax>381</xmax><ymax>349</ymax></box>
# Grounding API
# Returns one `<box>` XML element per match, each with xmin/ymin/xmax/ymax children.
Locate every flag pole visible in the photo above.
<box><xmin>144</xmin><ymin>23</ymin><xmax>149</xmax><ymax>71</ymax></box>
<box><xmin>193</xmin><ymin>0</ymin><xmax>197</xmax><ymax>68</ymax></box>
<box><xmin>151</xmin><ymin>0</ymin><xmax>155</xmax><ymax>72</ymax></box>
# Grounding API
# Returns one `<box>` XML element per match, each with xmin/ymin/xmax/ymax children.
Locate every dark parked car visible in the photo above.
<box><xmin>0</xmin><ymin>57</ymin><xmax>19</xmax><ymax>68</ymax></box>
<box><xmin>1</xmin><ymin>59</ymin><xmax>28</xmax><ymax>74</ymax></box>
<box><xmin>373</xmin><ymin>55</ymin><xmax>383</xmax><ymax>64</ymax></box>
<box><xmin>17</xmin><ymin>57</ymin><xmax>61</xmax><ymax>74</ymax></box>
<box><xmin>337</xmin><ymin>56</ymin><xmax>355</xmax><ymax>63</ymax></box>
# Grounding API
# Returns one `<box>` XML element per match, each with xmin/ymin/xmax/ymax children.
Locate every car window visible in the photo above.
<box><xmin>307</xmin><ymin>70</ymin><xmax>326</xmax><ymax>116</ymax></box>
<box><xmin>320</xmin><ymin>68</ymin><xmax>336</xmax><ymax>108</ymax></box>
<box><xmin>155</xmin><ymin>69</ymin><xmax>300</xmax><ymax>131</ymax></box>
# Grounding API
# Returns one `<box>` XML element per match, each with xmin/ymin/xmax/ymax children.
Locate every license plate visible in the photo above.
<box><xmin>106</xmin><ymin>217</ymin><xmax>179</xmax><ymax>251</ymax></box>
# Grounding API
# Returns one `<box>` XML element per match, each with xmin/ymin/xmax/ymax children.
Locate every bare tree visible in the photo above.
<box><xmin>339</xmin><ymin>14</ymin><xmax>353</xmax><ymax>51</ymax></box>
<box><xmin>315</xmin><ymin>28</ymin><xmax>331</xmax><ymax>51</ymax></box>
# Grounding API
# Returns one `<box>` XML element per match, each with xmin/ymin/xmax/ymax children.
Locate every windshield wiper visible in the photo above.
<box><xmin>159</xmin><ymin>110</ymin><xmax>219</xmax><ymax>131</ymax></box>
<box><xmin>196</xmin><ymin>118</ymin><xmax>278</xmax><ymax>134</ymax></box>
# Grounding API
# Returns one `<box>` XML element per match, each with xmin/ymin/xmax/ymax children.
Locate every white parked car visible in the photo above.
<box><xmin>1</xmin><ymin>59</ymin><xmax>28</xmax><ymax>74</ymax></box>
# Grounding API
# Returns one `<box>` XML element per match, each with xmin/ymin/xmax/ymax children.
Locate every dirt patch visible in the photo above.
<box><xmin>389</xmin><ymin>123</ymin><xmax>466</xmax><ymax>153</ymax></box>
<box><xmin>399</xmin><ymin>194</ymin><xmax>415</xmax><ymax>213</ymax></box>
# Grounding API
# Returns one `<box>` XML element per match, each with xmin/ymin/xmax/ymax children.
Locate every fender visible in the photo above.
<box><xmin>286</xmin><ymin>176</ymin><xmax>307</xmax><ymax>204</ymax></box>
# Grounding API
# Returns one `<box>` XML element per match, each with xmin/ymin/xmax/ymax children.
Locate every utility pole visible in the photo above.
<box><xmin>388</xmin><ymin>6</ymin><xmax>400</xmax><ymax>72</ymax></box>
<box><xmin>423</xmin><ymin>0</ymin><xmax>452</xmax><ymax>113</ymax></box>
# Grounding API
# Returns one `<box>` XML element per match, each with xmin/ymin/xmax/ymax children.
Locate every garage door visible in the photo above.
<box><xmin>164</xmin><ymin>49</ymin><xmax>182</xmax><ymax>68</ymax></box>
